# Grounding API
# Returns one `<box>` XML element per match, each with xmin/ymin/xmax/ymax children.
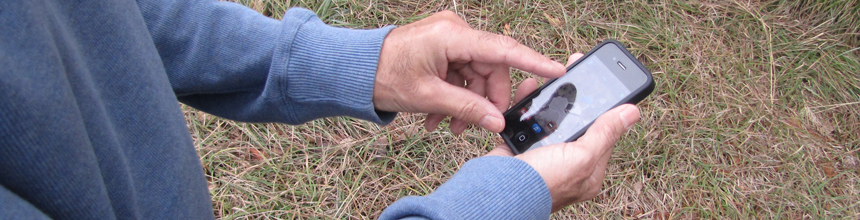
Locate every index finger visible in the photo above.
<box><xmin>444</xmin><ymin>29</ymin><xmax>566</xmax><ymax>78</ymax></box>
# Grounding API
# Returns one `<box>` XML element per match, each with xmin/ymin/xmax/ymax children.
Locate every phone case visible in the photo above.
<box><xmin>501</xmin><ymin>39</ymin><xmax>655</xmax><ymax>155</ymax></box>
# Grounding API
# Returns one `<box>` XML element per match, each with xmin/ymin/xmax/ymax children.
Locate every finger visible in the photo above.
<box><xmin>424</xmin><ymin>113</ymin><xmax>446</xmax><ymax>132</ymax></box>
<box><xmin>427</xmin><ymin>80</ymin><xmax>506</xmax><ymax>133</ymax></box>
<box><xmin>449</xmin><ymin>118</ymin><xmax>469</xmax><ymax>135</ymax></box>
<box><xmin>461</xmin><ymin>66</ymin><xmax>488</xmax><ymax>98</ymax></box>
<box><xmin>485</xmin><ymin>145</ymin><xmax>515</xmax><ymax>157</ymax></box>
<box><xmin>513</xmin><ymin>78</ymin><xmax>540</xmax><ymax>103</ymax></box>
<box><xmin>443</xmin><ymin>71</ymin><xmax>475</xmax><ymax>134</ymax></box>
<box><xmin>539</xmin><ymin>53</ymin><xmax>582</xmax><ymax>84</ymax></box>
<box><xmin>573</xmin><ymin>104</ymin><xmax>640</xmax><ymax>157</ymax></box>
<box><xmin>470</xmin><ymin>62</ymin><xmax>512</xmax><ymax>111</ymax></box>
<box><xmin>565</xmin><ymin>53</ymin><xmax>584</xmax><ymax>66</ymax></box>
<box><xmin>444</xmin><ymin>30</ymin><xmax>565</xmax><ymax>78</ymax></box>
<box><xmin>486</xmin><ymin>64</ymin><xmax>512</xmax><ymax>111</ymax></box>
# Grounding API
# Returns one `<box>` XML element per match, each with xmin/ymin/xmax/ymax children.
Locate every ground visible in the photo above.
<box><xmin>185</xmin><ymin>0</ymin><xmax>860</xmax><ymax>219</ymax></box>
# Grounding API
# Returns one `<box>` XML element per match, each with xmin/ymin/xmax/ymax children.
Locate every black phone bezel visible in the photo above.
<box><xmin>500</xmin><ymin>39</ymin><xmax>655</xmax><ymax>155</ymax></box>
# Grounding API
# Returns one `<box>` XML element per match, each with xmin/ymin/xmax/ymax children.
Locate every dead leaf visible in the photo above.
<box><xmin>816</xmin><ymin>120</ymin><xmax>835</xmax><ymax>137</ymax></box>
<box><xmin>804</xmin><ymin>107</ymin><xmax>834</xmax><ymax>137</ymax></box>
<box><xmin>634</xmin><ymin>181</ymin><xmax>643</xmax><ymax>197</ymax></box>
<box><xmin>543</xmin><ymin>13</ymin><xmax>563</xmax><ymax>28</ymax></box>
<box><xmin>270</xmin><ymin>147</ymin><xmax>283</xmax><ymax>155</ymax></box>
<box><xmin>840</xmin><ymin>155</ymin><xmax>859</xmax><ymax>171</ymax></box>
<box><xmin>248</xmin><ymin>148</ymin><xmax>265</xmax><ymax>161</ymax></box>
<box><xmin>781</xmin><ymin>118</ymin><xmax>802</xmax><ymax>129</ymax></box>
<box><xmin>818</xmin><ymin>160</ymin><xmax>837</xmax><ymax>178</ymax></box>
<box><xmin>371</xmin><ymin>137</ymin><xmax>389</xmax><ymax>162</ymax></box>
<box><xmin>374</xmin><ymin>136</ymin><xmax>389</xmax><ymax>146</ymax></box>
<box><xmin>503</xmin><ymin>23</ymin><xmax>511</xmax><ymax>35</ymax></box>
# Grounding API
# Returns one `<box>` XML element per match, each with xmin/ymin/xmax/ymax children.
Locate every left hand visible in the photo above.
<box><xmin>486</xmin><ymin>53</ymin><xmax>641</xmax><ymax>212</ymax></box>
<box><xmin>373</xmin><ymin>11</ymin><xmax>566</xmax><ymax>134</ymax></box>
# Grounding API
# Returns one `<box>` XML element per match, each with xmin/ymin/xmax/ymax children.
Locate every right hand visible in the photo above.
<box><xmin>373</xmin><ymin>11</ymin><xmax>566</xmax><ymax>135</ymax></box>
<box><xmin>485</xmin><ymin>54</ymin><xmax>641</xmax><ymax>212</ymax></box>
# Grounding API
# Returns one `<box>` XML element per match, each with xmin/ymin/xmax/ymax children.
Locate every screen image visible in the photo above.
<box><xmin>504</xmin><ymin>55</ymin><xmax>632</xmax><ymax>152</ymax></box>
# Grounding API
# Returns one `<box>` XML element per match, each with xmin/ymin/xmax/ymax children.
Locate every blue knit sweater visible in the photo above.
<box><xmin>0</xmin><ymin>0</ymin><xmax>550</xmax><ymax>219</ymax></box>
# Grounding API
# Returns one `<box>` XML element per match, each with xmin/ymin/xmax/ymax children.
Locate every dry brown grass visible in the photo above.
<box><xmin>188</xmin><ymin>0</ymin><xmax>859</xmax><ymax>219</ymax></box>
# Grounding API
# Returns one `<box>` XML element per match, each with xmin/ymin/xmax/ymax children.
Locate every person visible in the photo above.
<box><xmin>0</xmin><ymin>0</ymin><xmax>640</xmax><ymax>219</ymax></box>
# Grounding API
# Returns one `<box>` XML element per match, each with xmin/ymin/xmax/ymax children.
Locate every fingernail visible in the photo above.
<box><xmin>619</xmin><ymin>105</ymin><xmax>640</xmax><ymax>130</ymax></box>
<box><xmin>479</xmin><ymin>115</ymin><xmax>504</xmax><ymax>132</ymax></box>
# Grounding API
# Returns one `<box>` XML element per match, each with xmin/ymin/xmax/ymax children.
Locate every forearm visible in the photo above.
<box><xmin>379</xmin><ymin>156</ymin><xmax>551</xmax><ymax>219</ymax></box>
<box><xmin>138</xmin><ymin>0</ymin><xmax>396</xmax><ymax>124</ymax></box>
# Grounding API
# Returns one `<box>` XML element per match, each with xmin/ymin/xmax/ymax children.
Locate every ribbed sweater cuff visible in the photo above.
<box><xmin>379</xmin><ymin>156</ymin><xmax>551</xmax><ymax>219</ymax></box>
<box><xmin>273</xmin><ymin>8</ymin><xmax>397</xmax><ymax>125</ymax></box>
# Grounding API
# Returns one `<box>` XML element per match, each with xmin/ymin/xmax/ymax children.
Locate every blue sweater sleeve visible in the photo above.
<box><xmin>0</xmin><ymin>185</ymin><xmax>50</xmax><ymax>220</ymax></box>
<box><xmin>138</xmin><ymin>0</ymin><xmax>396</xmax><ymax>124</ymax></box>
<box><xmin>379</xmin><ymin>156</ymin><xmax>552</xmax><ymax>220</ymax></box>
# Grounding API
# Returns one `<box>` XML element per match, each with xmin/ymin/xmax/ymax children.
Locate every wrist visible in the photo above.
<box><xmin>278</xmin><ymin>8</ymin><xmax>397</xmax><ymax>124</ymax></box>
<box><xmin>428</xmin><ymin>156</ymin><xmax>552</xmax><ymax>218</ymax></box>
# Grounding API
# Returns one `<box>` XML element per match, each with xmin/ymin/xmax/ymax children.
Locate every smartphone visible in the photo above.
<box><xmin>500</xmin><ymin>39</ymin><xmax>654</xmax><ymax>154</ymax></box>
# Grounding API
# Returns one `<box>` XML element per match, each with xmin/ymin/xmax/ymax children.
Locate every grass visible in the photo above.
<box><xmin>186</xmin><ymin>0</ymin><xmax>860</xmax><ymax>219</ymax></box>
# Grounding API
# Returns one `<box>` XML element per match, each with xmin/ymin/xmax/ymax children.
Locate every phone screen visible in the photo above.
<box><xmin>503</xmin><ymin>43</ymin><xmax>647</xmax><ymax>153</ymax></box>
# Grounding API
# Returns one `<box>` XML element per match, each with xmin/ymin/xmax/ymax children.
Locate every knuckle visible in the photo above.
<box><xmin>455</xmin><ymin>100</ymin><xmax>481</xmax><ymax>120</ymax></box>
<box><xmin>476</xmin><ymin>31</ymin><xmax>494</xmax><ymax>41</ymax></box>
<box><xmin>476</xmin><ymin>33</ymin><xmax>519</xmax><ymax>61</ymax></box>
<box><xmin>436</xmin><ymin>10</ymin><xmax>457</xmax><ymax>18</ymax></box>
<box><xmin>495</xmin><ymin>35</ymin><xmax>519</xmax><ymax>49</ymax></box>
<box><xmin>436</xmin><ymin>10</ymin><xmax>467</xmax><ymax>25</ymax></box>
<box><xmin>428</xmin><ymin>20</ymin><xmax>459</xmax><ymax>33</ymax></box>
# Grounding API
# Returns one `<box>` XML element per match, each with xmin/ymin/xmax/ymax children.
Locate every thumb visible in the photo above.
<box><xmin>429</xmin><ymin>80</ymin><xmax>506</xmax><ymax>132</ymax></box>
<box><xmin>575</xmin><ymin>104</ymin><xmax>640</xmax><ymax>155</ymax></box>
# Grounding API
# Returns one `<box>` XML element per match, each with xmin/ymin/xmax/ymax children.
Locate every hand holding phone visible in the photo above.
<box><xmin>485</xmin><ymin>43</ymin><xmax>649</xmax><ymax>211</ymax></box>
<box><xmin>500</xmin><ymin>40</ymin><xmax>654</xmax><ymax>154</ymax></box>
<box><xmin>487</xmin><ymin>104</ymin><xmax>640</xmax><ymax>212</ymax></box>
